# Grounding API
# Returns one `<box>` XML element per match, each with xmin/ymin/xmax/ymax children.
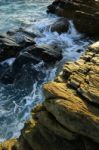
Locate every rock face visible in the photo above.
<box><xmin>0</xmin><ymin>36</ymin><xmax>62</xmax><ymax>84</ymax></box>
<box><xmin>1</xmin><ymin>41</ymin><xmax>99</xmax><ymax>150</ymax></box>
<box><xmin>47</xmin><ymin>0</ymin><xmax>99</xmax><ymax>38</ymax></box>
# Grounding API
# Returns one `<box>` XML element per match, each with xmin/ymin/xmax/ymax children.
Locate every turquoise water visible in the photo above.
<box><xmin>0</xmin><ymin>0</ymin><xmax>91</xmax><ymax>142</ymax></box>
<box><xmin>0</xmin><ymin>0</ymin><xmax>53</xmax><ymax>32</ymax></box>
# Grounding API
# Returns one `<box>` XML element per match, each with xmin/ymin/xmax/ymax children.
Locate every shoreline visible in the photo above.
<box><xmin>0</xmin><ymin>0</ymin><xmax>99</xmax><ymax>150</ymax></box>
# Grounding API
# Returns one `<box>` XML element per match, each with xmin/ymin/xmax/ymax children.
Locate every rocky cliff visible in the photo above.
<box><xmin>47</xmin><ymin>0</ymin><xmax>99</xmax><ymax>38</ymax></box>
<box><xmin>0</xmin><ymin>0</ymin><xmax>99</xmax><ymax>150</ymax></box>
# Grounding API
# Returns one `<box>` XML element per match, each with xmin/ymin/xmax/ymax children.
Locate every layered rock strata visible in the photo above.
<box><xmin>47</xmin><ymin>0</ymin><xmax>99</xmax><ymax>38</ymax></box>
<box><xmin>1</xmin><ymin>41</ymin><xmax>99</xmax><ymax>150</ymax></box>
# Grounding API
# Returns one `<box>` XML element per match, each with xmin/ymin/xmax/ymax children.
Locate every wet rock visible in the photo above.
<box><xmin>0</xmin><ymin>29</ymin><xmax>36</xmax><ymax>62</ymax></box>
<box><xmin>0</xmin><ymin>42</ymin><xmax>62</xmax><ymax>85</ymax></box>
<box><xmin>51</xmin><ymin>18</ymin><xmax>69</xmax><ymax>33</ymax></box>
<box><xmin>0</xmin><ymin>52</ymin><xmax>40</xmax><ymax>84</ymax></box>
<box><xmin>74</xmin><ymin>11</ymin><xmax>99</xmax><ymax>37</ymax></box>
<box><xmin>12</xmin><ymin>52</ymin><xmax>40</xmax><ymax>73</ymax></box>
<box><xmin>47</xmin><ymin>0</ymin><xmax>99</xmax><ymax>37</ymax></box>
<box><xmin>27</xmin><ymin>44</ymin><xmax>63</xmax><ymax>64</ymax></box>
<box><xmin>82</xmin><ymin>137</ymin><xmax>99</xmax><ymax>150</ymax></box>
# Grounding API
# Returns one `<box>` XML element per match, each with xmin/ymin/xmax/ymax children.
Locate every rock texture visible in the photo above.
<box><xmin>0</xmin><ymin>28</ymin><xmax>36</xmax><ymax>62</ymax></box>
<box><xmin>0</xmin><ymin>1</ymin><xmax>99</xmax><ymax>149</ymax></box>
<box><xmin>1</xmin><ymin>40</ymin><xmax>99</xmax><ymax>150</ymax></box>
<box><xmin>47</xmin><ymin>0</ymin><xmax>99</xmax><ymax>38</ymax></box>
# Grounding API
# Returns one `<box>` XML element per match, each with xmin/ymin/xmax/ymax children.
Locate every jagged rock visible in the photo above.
<box><xmin>0</xmin><ymin>42</ymin><xmax>62</xmax><ymax>84</ymax></box>
<box><xmin>27</xmin><ymin>44</ymin><xmax>62</xmax><ymax>63</ymax></box>
<box><xmin>89</xmin><ymin>41</ymin><xmax>99</xmax><ymax>53</ymax></box>
<box><xmin>0</xmin><ymin>29</ymin><xmax>36</xmax><ymax>62</ymax></box>
<box><xmin>15</xmin><ymin>118</ymin><xmax>83</xmax><ymax>150</ymax></box>
<box><xmin>0</xmin><ymin>52</ymin><xmax>39</xmax><ymax>84</ymax></box>
<box><xmin>12</xmin><ymin>52</ymin><xmax>40</xmax><ymax>73</ymax></box>
<box><xmin>47</xmin><ymin>0</ymin><xmax>99</xmax><ymax>37</ymax></box>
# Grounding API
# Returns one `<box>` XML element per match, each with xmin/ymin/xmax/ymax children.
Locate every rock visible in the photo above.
<box><xmin>0</xmin><ymin>139</ymin><xmax>17</xmax><ymax>150</ymax></box>
<box><xmin>12</xmin><ymin>52</ymin><xmax>40</xmax><ymax>73</ymax></box>
<box><xmin>0</xmin><ymin>53</ymin><xmax>39</xmax><ymax>84</ymax></box>
<box><xmin>15</xmin><ymin>118</ymin><xmax>83</xmax><ymax>150</ymax></box>
<box><xmin>0</xmin><ymin>42</ymin><xmax>62</xmax><ymax>85</ymax></box>
<box><xmin>51</xmin><ymin>18</ymin><xmax>69</xmax><ymax>33</ymax></box>
<box><xmin>44</xmin><ymin>94</ymin><xmax>99</xmax><ymax>143</ymax></box>
<box><xmin>89</xmin><ymin>41</ymin><xmax>99</xmax><ymax>53</ymax></box>
<box><xmin>27</xmin><ymin>44</ymin><xmax>63</xmax><ymax>64</ymax></box>
<box><xmin>47</xmin><ymin>0</ymin><xmax>99</xmax><ymax>37</ymax></box>
<box><xmin>35</xmin><ymin>110</ymin><xmax>77</xmax><ymax>140</ymax></box>
<box><xmin>0</xmin><ymin>29</ymin><xmax>36</xmax><ymax>62</ymax></box>
<box><xmin>42</xmin><ymin>41</ymin><xmax>99</xmax><ymax>144</ymax></box>
<box><xmin>12</xmin><ymin>42</ymin><xmax>98</xmax><ymax>150</ymax></box>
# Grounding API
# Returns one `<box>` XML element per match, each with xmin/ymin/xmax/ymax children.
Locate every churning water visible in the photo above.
<box><xmin>0</xmin><ymin>0</ymin><xmax>91</xmax><ymax>142</ymax></box>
